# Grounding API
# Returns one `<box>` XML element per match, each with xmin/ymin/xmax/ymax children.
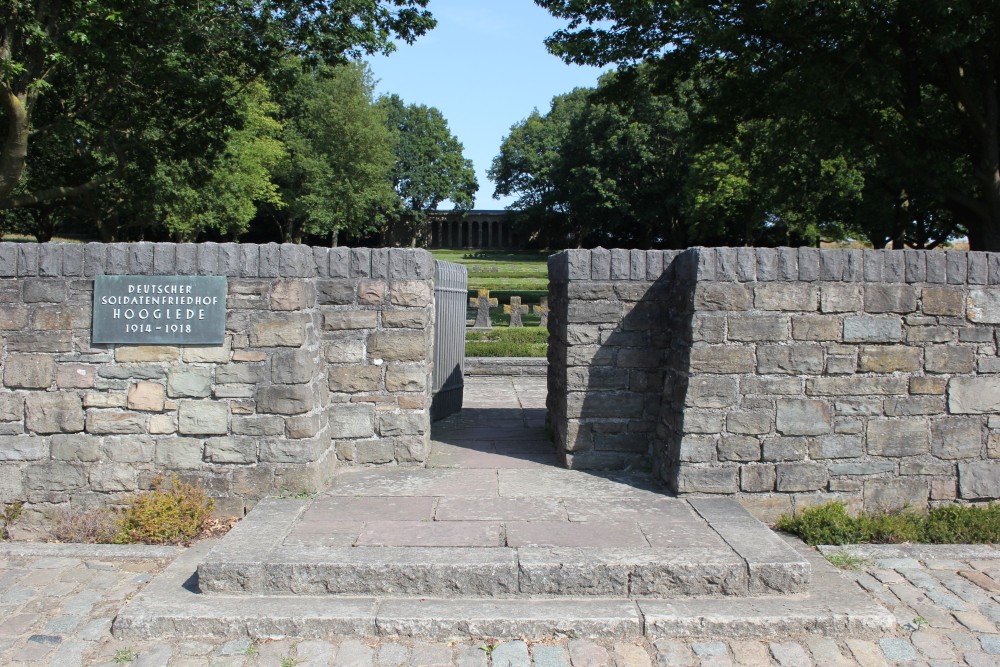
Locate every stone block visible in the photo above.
<box><xmin>257</xmin><ymin>385</ymin><xmax>314</xmax><ymax>415</ymax></box>
<box><xmin>791</xmin><ymin>315</ymin><xmax>841</xmax><ymax>341</ymax></box>
<box><xmin>368</xmin><ymin>331</ymin><xmax>428</xmax><ymax>362</ymax></box>
<box><xmin>23</xmin><ymin>389</ymin><xmax>85</xmax><ymax>436</ymax></box>
<box><xmin>30</xmin><ymin>304</ymin><xmax>90</xmax><ymax>330</ymax></box>
<box><xmin>808</xmin><ymin>376</ymin><xmax>908</xmax><ymax>396</ymax></box>
<box><xmin>22</xmin><ymin>279</ymin><xmax>67</xmax><ymax>303</ymax></box>
<box><xmin>177</xmin><ymin>401</ymin><xmax>229</xmax><ymax>435</ymax></box>
<box><xmin>958</xmin><ymin>461</ymin><xmax>1000</xmax><ymax>499</ymax></box>
<box><xmin>355</xmin><ymin>439</ymin><xmax>396</xmax><ymax>464</ymax></box>
<box><xmin>820</xmin><ymin>285</ymin><xmax>861</xmax><ymax>313</ymax></box>
<box><xmin>566</xmin><ymin>392</ymin><xmax>644</xmax><ymax>418</ymax></box>
<box><xmin>0</xmin><ymin>435</ymin><xmax>46</xmax><ymax>461</ymax></box>
<box><xmin>930</xmin><ymin>479</ymin><xmax>957</xmax><ymax>500</ymax></box>
<box><xmin>250</xmin><ymin>316</ymin><xmax>307</xmax><ymax>347</ymax></box>
<box><xmin>756</xmin><ymin>345</ymin><xmax>824</xmax><ymax>374</ymax></box>
<box><xmin>864</xmin><ymin>285</ymin><xmax>917</xmax><ymax>313</ymax></box>
<box><xmin>215</xmin><ymin>363</ymin><xmax>266</xmax><ymax>385</ymax></box>
<box><xmin>679</xmin><ymin>435</ymin><xmax>715</xmax><ymax>462</ymax></box>
<box><xmin>329</xmin><ymin>366</ymin><xmax>382</xmax><ymax>393</ymax></box>
<box><xmin>726</xmin><ymin>412</ymin><xmax>771</xmax><ymax>436</ymax></box>
<box><xmin>53</xmin><ymin>364</ymin><xmax>94</xmax><ymax>389</ymax></box>
<box><xmin>905</xmin><ymin>325</ymin><xmax>953</xmax><ymax>343</ymax></box>
<box><xmin>925</xmin><ymin>346</ymin><xmax>975</xmax><ymax>374</ymax></box>
<box><xmin>378</xmin><ymin>412</ymin><xmax>427</xmax><ymax>438</ymax></box>
<box><xmin>610</xmin><ymin>249</ymin><xmax>629</xmax><ymax>280</ymax></box>
<box><xmin>0</xmin><ymin>394</ymin><xmax>24</xmax><ymax>422</ymax></box>
<box><xmin>864</xmin><ymin>478</ymin><xmax>928</xmax><ymax>513</ymax></box>
<box><xmin>329</xmin><ymin>404</ymin><xmax>375</xmax><ymax>439</ymax></box>
<box><xmin>115</xmin><ymin>346</ymin><xmax>180</xmax><ymax>363</ymax></box>
<box><xmin>966</xmin><ymin>289</ymin><xmax>1000</xmax><ymax>323</ymax></box>
<box><xmin>318</xmin><ymin>280</ymin><xmax>357</xmax><ymax>305</ymax></box>
<box><xmin>676</xmin><ymin>467</ymin><xmax>739</xmax><ymax>494</ymax></box>
<box><xmin>948</xmin><ymin>377</ymin><xmax>1000</xmax><ymax>414</ymax></box>
<box><xmin>0</xmin><ymin>304</ymin><xmax>27</xmax><ymax>330</ymax></box>
<box><xmin>182</xmin><ymin>340</ymin><xmax>232</xmax><ymax>363</ymax></box>
<box><xmin>205</xmin><ymin>437</ymin><xmax>258</xmax><ymax>464</ymax></box>
<box><xmin>688</xmin><ymin>345</ymin><xmax>754</xmax><ymax>373</ymax></box>
<box><xmin>389</xmin><ymin>281</ymin><xmax>432</xmax><ymax>307</ymax></box>
<box><xmin>90</xmin><ymin>463</ymin><xmax>138</xmax><ymax>492</ymax></box>
<box><xmin>857</xmin><ymin>345</ymin><xmax>922</xmax><ymax>373</ymax></box>
<box><xmin>7</xmin><ymin>331</ymin><xmax>71</xmax><ymax>352</ymax></box>
<box><xmin>385</xmin><ymin>365</ymin><xmax>427</xmax><ymax>392</ymax></box>
<box><xmin>775</xmin><ymin>463</ymin><xmax>827</xmax><ymax>492</ymax></box>
<box><xmin>24</xmin><ymin>461</ymin><xmax>86</xmax><ymax>491</ymax></box>
<box><xmin>775</xmin><ymin>399</ymin><xmax>831</xmax><ymax>436</ymax></box>
<box><xmin>910</xmin><ymin>377</ymin><xmax>947</xmax><ymax>395</ymax></box>
<box><xmin>684</xmin><ymin>377</ymin><xmax>738</xmax><ymax>409</ymax></box>
<box><xmin>809</xmin><ymin>435</ymin><xmax>862</xmax><ymax>459</ymax></box>
<box><xmin>693</xmin><ymin>283</ymin><xmax>750</xmax><ymax>311</ymax></box>
<box><xmin>567</xmin><ymin>300</ymin><xmax>621</xmax><ymax>324</ymax></box>
<box><xmin>866</xmin><ymin>419</ymin><xmax>928</xmax><ymax>456</ymax></box>
<box><xmin>148</xmin><ymin>414</ymin><xmax>176</xmax><ymax>434</ymax></box>
<box><xmin>930</xmin><ymin>418</ymin><xmax>983</xmax><ymax>459</ymax></box>
<box><xmin>3</xmin><ymin>354</ymin><xmax>54</xmax><ymax>389</ymax></box>
<box><xmin>921</xmin><ymin>287</ymin><xmax>964</xmax><ymax>316</ymax></box>
<box><xmin>127</xmin><ymin>382</ymin><xmax>165</xmax><ymax>411</ymax></box>
<box><xmin>690</xmin><ymin>315</ymin><xmax>726</xmax><ymax>343</ymax></box>
<box><xmin>682</xmin><ymin>411</ymin><xmax>723</xmax><ymax>434</ymax></box>
<box><xmin>271</xmin><ymin>349</ymin><xmax>316</xmax><ymax>384</ymax></box>
<box><xmin>324</xmin><ymin>311</ymin><xmax>378</xmax><ymax>331</ymax></box>
<box><xmin>762</xmin><ymin>437</ymin><xmax>808</xmax><ymax>462</ymax></box>
<box><xmin>727</xmin><ymin>315</ymin><xmax>788</xmax><ymax>341</ymax></box>
<box><xmin>325</xmin><ymin>339</ymin><xmax>366</xmax><ymax>364</ymax></box>
<box><xmin>155</xmin><ymin>437</ymin><xmax>205</xmax><ymax>469</ymax></box>
<box><xmin>843</xmin><ymin>316</ymin><xmax>902</xmax><ymax>343</ymax></box>
<box><xmin>167</xmin><ymin>368</ymin><xmax>212</xmax><ymax>398</ymax></box>
<box><xmin>49</xmin><ymin>433</ymin><xmax>101</xmax><ymax>463</ymax></box>
<box><xmin>286</xmin><ymin>413</ymin><xmax>322</xmax><ymax>439</ymax></box>
<box><xmin>740</xmin><ymin>377</ymin><xmax>803</xmax><ymax>396</ymax></box>
<box><xmin>798</xmin><ymin>247</ymin><xmax>820</xmax><ymax>280</ymax></box>
<box><xmin>85</xmin><ymin>410</ymin><xmax>145</xmax><ymax>435</ymax></box>
<box><xmin>232</xmin><ymin>415</ymin><xmax>284</xmax><ymax>436</ymax></box>
<box><xmin>717</xmin><ymin>436</ymin><xmax>761</xmax><ymax>462</ymax></box>
<box><xmin>383</xmin><ymin>309</ymin><xmax>430</xmax><ymax>329</ymax></box>
<box><xmin>883</xmin><ymin>397</ymin><xmax>945</xmax><ymax>416</ymax></box>
<box><xmin>753</xmin><ymin>283</ymin><xmax>817</xmax><ymax>311</ymax></box>
<box><xmin>100</xmin><ymin>435</ymin><xmax>155</xmax><ymax>463</ymax></box>
<box><xmin>740</xmin><ymin>464</ymin><xmax>776</xmax><ymax>492</ymax></box>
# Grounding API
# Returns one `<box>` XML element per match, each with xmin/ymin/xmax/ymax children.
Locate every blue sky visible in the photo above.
<box><xmin>366</xmin><ymin>0</ymin><xmax>609</xmax><ymax>209</ymax></box>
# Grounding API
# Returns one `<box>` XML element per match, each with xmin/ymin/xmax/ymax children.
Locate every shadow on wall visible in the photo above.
<box><xmin>546</xmin><ymin>249</ymin><xmax>698</xmax><ymax>484</ymax></box>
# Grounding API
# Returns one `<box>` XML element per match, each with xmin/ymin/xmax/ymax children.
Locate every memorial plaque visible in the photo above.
<box><xmin>92</xmin><ymin>275</ymin><xmax>227</xmax><ymax>344</ymax></box>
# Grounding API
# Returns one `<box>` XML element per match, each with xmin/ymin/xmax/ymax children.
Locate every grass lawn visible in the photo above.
<box><xmin>431</xmin><ymin>249</ymin><xmax>551</xmax><ymax>357</ymax></box>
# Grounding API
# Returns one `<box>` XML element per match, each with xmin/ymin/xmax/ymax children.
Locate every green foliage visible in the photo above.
<box><xmin>536</xmin><ymin>0</ymin><xmax>1000</xmax><ymax>250</ymax></box>
<box><xmin>1</xmin><ymin>501</ymin><xmax>25</xmax><ymax>540</ymax></box>
<box><xmin>776</xmin><ymin>502</ymin><xmax>1000</xmax><ymax>546</ymax></box>
<box><xmin>267</xmin><ymin>60</ymin><xmax>397</xmax><ymax>244</ymax></box>
<box><xmin>377</xmin><ymin>94</ymin><xmax>478</xmax><ymax>246</ymax></box>
<box><xmin>466</xmin><ymin>328</ymin><xmax>548</xmax><ymax>358</ymax></box>
<box><xmin>824</xmin><ymin>552</ymin><xmax>870</xmax><ymax>571</ymax></box>
<box><xmin>112</xmin><ymin>648</ymin><xmax>138</xmax><ymax>664</ymax></box>
<box><xmin>112</xmin><ymin>474</ymin><xmax>215</xmax><ymax>546</ymax></box>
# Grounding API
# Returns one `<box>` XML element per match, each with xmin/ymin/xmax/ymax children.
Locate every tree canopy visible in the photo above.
<box><xmin>1</xmin><ymin>0</ymin><xmax>434</xmax><ymax>214</ymax></box>
<box><xmin>536</xmin><ymin>0</ymin><xmax>1000</xmax><ymax>250</ymax></box>
<box><xmin>377</xmin><ymin>94</ymin><xmax>478</xmax><ymax>246</ymax></box>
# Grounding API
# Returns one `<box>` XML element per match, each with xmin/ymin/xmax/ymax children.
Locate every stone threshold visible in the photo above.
<box><xmin>464</xmin><ymin>357</ymin><xmax>547</xmax><ymax>376</ymax></box>
<box><xmin>112</xmin><ymin>539</ymin><xmax>895</xmax><ymax>641</ymax></box>
<box><xmin>194</xmin><ymin>497</ymin><xmax>810</xmax><ymax>599</ymax></box>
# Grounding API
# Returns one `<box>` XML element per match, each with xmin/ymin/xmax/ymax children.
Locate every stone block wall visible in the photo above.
<box><xmin>0</xmin><ymin>243</ymin><xmax>435</xmax><ymax>518</ymax></box>
<box><xmin>549</xmin><ymin>247</ymin><xmax>1000</xmax><ymax>517</ymax></box>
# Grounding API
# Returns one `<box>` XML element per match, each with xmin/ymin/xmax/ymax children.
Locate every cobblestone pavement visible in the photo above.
<box><xmin>0</xmin><ymin>542</ymin><xmax>998</xmax><ymax>665</ymax></box>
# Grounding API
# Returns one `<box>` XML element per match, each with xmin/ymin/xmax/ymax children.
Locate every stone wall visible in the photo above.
<box><xmin>548</xmin><ymin>247</ymin><xmax>1000</xmax><ymax>517</ymax></box>
<box><xmin>0</xmin><ymin>243</ymin><xmax>435</xmax><ymax>518</ymax></box>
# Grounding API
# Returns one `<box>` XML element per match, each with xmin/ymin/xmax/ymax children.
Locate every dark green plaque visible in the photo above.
<box><xmin>93</xmin><ymin>275</ymin><xmax>227</xmax><ymax>344</ymax></box>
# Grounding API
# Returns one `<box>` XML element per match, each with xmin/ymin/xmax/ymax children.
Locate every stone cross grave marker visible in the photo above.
<box><xmin>469</xmin><ymin>289</ymin><xmax>498</xmax><ymax>328</ymax></box>
<box><xmin>504</xmin><ymin>296</ymin><xmax>530</xmax><ymax>327</ymax></box>
<box><xmin>533</xmin><ymin>297</ymin><xmax>549</xmax><ymax>328</ymax></box>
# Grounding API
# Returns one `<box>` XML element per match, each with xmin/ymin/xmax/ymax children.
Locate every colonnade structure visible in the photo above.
<box><xmin>428</xmin><ymin>210</ymin><xmax>522</xmax><ymax>250</ymax></box>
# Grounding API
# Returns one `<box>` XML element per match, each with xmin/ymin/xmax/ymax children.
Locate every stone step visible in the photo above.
<box><xmin>113</xmin><ymin>541</ymin><xmax>895</xmax><ymax>642</ymax></box>
<box><xmin>195</xmin><ymin>497</ymin><xmax>810</xmax><ymax>599</ymax></box>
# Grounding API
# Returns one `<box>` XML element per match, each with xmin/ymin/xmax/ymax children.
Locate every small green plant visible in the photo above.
<box><xmin>50</xmin><ymin>506</ymin><xmax>120</xmax><ymax>543</ymax></box>
<box><xmin>275</xmin><ymin>490</ymin><xmax>316</xmax><ymax>500</ymax></box>
<box><xmin>280</xmin><ymin>657</ymin><xmax>299</xmax><ymax>667</ymax></box>
<box><xmin>824</xmin><ymin>551</ymin><xmax>869</xmax><ymax>570</ymax></box>
<box><xmin>112</xmin><ymin>473</ymin><xmax>214</xmax><ymax>545</ymax></box>
<box><xmin>480</xmin><ymin>640</ymin><xmax>499</xmax><ymax>656</ymax></box>
<box><xmin>1</xmin><ymin>500</ymin><xmax>25</xmax><ymax>540</ymax></box>
<box><xmin>776</xmin><ymin>501</ymin><xmax>1000</xmax><ymax>545</ymax></box>
<box><xmin>243</xmin><ymin>641</ymin><xmax>259</xmax><ymax>657</ymax></box>
<box><xmin>112</xmin><ymin>647</ymin><xmax>138</xmax><ymax>663</ymax></box>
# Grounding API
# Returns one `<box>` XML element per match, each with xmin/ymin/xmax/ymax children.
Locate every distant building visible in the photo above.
<box><xmin>428</xmin><ymin>210</ymin><xmax>523</xmax><ymax>249</ymax></box>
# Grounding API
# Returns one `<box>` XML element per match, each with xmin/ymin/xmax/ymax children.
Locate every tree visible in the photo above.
<box><xmin>377</xmin><ymin>94</ymin><xmax>477</xmax><ymax>246</ymax></box>
<box><xmin>537</xmin><ymin>0</ymin><xmax>1000</xmax><ymax>250</ymax></box>
<box><xmin>1</xmin><ymin>1</ymin><xmax>434</xmax><ymax>225</ymax></box>
<box><xmin>266</xmin><ymin>60</ymin><xmax>396</xmax><ymax>245</ymax></box>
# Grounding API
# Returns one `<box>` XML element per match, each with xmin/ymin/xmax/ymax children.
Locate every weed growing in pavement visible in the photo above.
<box><xmin>280</xmin><ymin>657</ymin><xmax>300</xmax><ymax>667</ymax></box>
<box><xmin>243</xmin><ymin>641</ymin><xmax>259</xmax><ymax>657</ymax></box>
<box><xmin>112</xmin><ymin>647</ymin><xmax>138</xmax><ymax>663</ymax></box>
<box><xmin>112</xmin><ymin>474</ymin><xmax>215</xmax><ymax>545</ymax></box>
<box><xmin>775</xmin><ymin>501</ymin><xmax>1000</xmax><ymax>545</ymax></box>
<box><xmin>480</xmin><ymin>639</ymin><xmax>499</xmax><ymax>656</ymax></box>
<box><xmin>824</xmin><ymin>551</ymin><xmax>870</xmax><ymax>570</ymax></box>
<box><xmin>1</xmin><ymin>501</ymin><xmax>24</xmax><ymax>540</ymax></box>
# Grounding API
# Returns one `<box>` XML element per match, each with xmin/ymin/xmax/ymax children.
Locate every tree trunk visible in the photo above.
<box><xmin>0</xmin><ymin>88</ymin><xmax>29</xmax><ymax>204</ymax></box>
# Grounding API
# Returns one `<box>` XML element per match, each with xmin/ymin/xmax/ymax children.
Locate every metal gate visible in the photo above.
<box><xmin>431</xmin><ymin>260</ymin><xmax>468</xmax><ymax>421</ymax></box>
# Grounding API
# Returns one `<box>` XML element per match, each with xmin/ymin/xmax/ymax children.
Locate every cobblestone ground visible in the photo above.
<box><xmin>1</xmin><ymin>545</ymin><xmax>999</xmax><ymax>666</ymax></box>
